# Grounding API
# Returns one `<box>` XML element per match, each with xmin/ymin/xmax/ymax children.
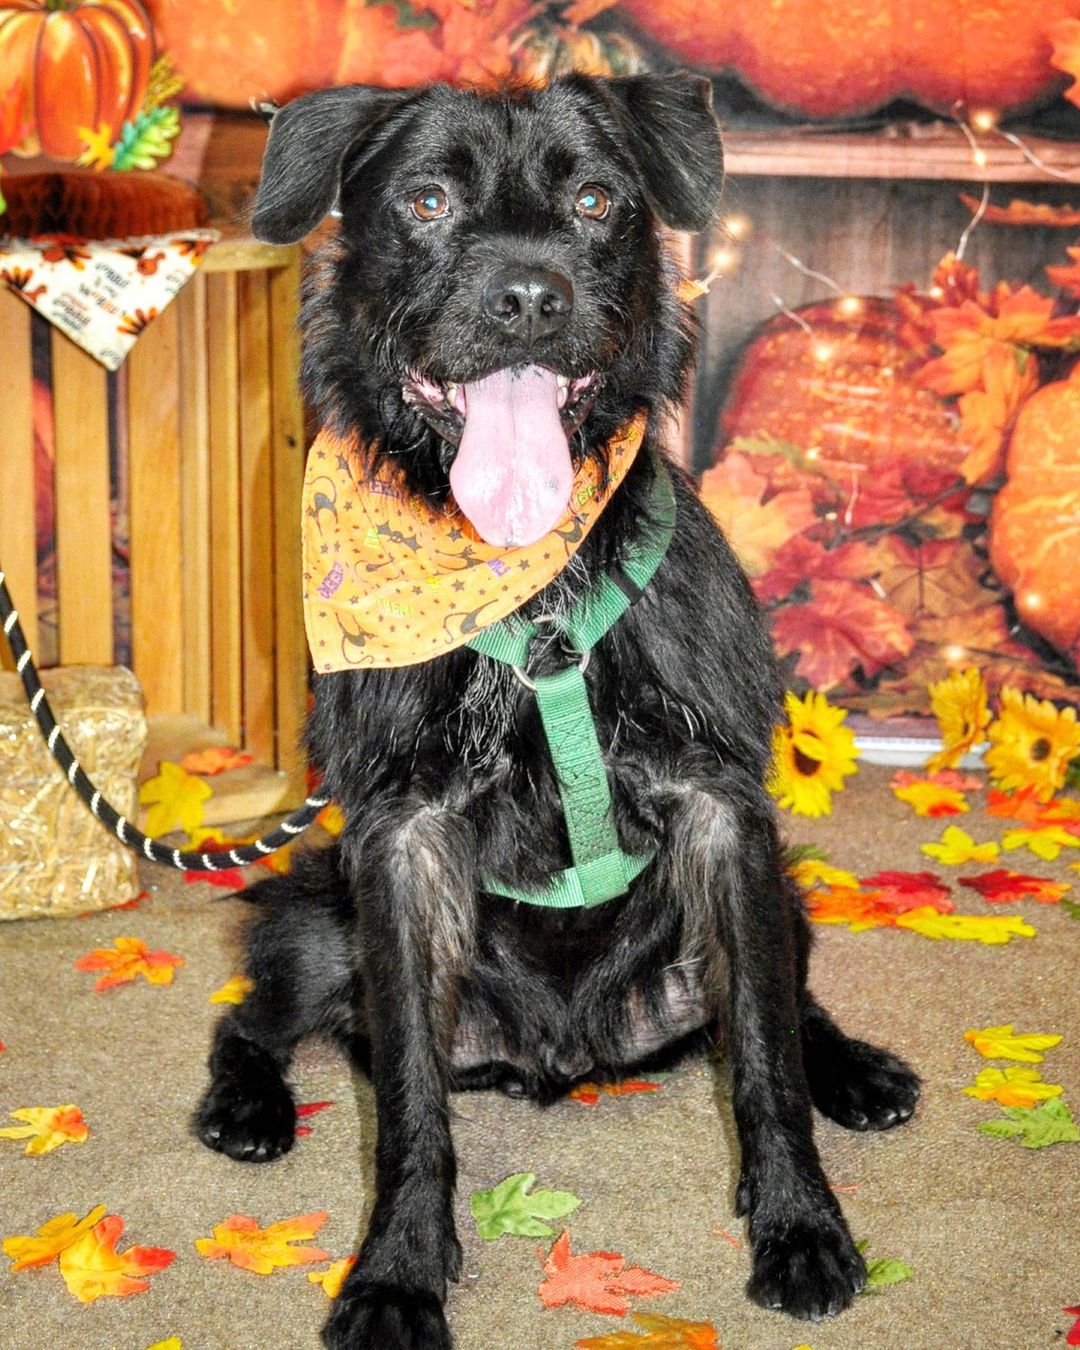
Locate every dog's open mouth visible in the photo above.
<box><xmin>403</xmin><ymin>364</ymin><xmax>601</xmax><ymax>548</ymax></box>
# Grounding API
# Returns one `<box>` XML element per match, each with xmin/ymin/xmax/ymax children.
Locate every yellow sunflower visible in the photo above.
<box><xmin>984</xmin><ymin>686</ymin><xmax>1080</xmax><ymax>802</ymax></box>
<box><xmin>926</xmin><ymin>667</ymin><xmax>991</xmax><ymax>773</ymax></box>
<box><xmin>768</xmin><ymin>690</ymin><xmax>860</xmax><ymax>818</ymax></box>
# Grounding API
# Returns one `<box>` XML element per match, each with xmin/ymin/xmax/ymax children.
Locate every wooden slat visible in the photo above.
<box><xmin>127</xmin><ymin>304</ymin><xmax>183</xmax><ymax>715</ymax></box>
<box><xmin>177</xmin><ymin>272</ymin><xmax>212</xmax><ymax>721</ymax></box>
<box><xmin>203</xmin><ymin>238</ymin><xmax>295</xmax><ymax>273</ymax></box>
<box><xmin>237</xmin><ymin>269</ymin><xmax>275</xmax><ymax>765</ymax></box>
<box><xmin>0</xmin><ymin>295</ymin><xmax>38</xmax><ymax>668</ymax></box>
<box><xmin>268</xmin><ymin>254</ymin><xmax>309</xmax><ymax>797</ymax></box>
<box><xmin>51</xmin><ymin>331</ymin><xmax>113</xmax><ymax>666</ymax></box>
<box><xmin>206</xmin><ymin>272</ymin><xmax>243</xmax><ymax>743</ymax></box>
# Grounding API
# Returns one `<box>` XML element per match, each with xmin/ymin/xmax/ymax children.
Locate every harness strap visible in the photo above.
<box><xmin>468</xmin><ymin>449</ymin><xmax>676</xmax><ymax>909</ymax></box>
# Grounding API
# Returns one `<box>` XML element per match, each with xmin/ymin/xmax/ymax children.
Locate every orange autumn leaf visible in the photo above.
<box><xmin>308</xmin><ymin>1255</ymin><xmax>356</xmax><ymax>1298</ymax></box>
<box><xmin>562</xmin><ymin>0</ymin><xmax>619</xmax><ymax>23</ymax></box>
<box><xmin>576</xmin><ymin>1311</ymin><xmax>722</xmax><ymax>1348</ymax></box>
<box><xmin>3</xmin><ymin>1205</ymin><xmax>107</xmax><ymax>1271</ymax></box>
<box><xmin>195</xmin><ymin>1212</ymin><xmax>329</xmax><ymax>1275</ymax></box>
<box><xmin>958</xmin><ymin>194</ymin><xmax>1080</xmax><ymax>228</ymax></box>
<box><xmin>956</xmin><ymin>342</ymin><xmax>1039</xmax><ymax>484</ymax></box>
<box><xmin>1047</xmin><ymin>246</ymin><xmax>1080</xmax><ymax>298</ymax></box>
<box><xmin>179</xmin><ymin>746</ymin><xmax>253</xmax><ymax>776</ymax></box>
<box><xmin>804</xmin><ymin>885</ymin><xmax>895</xmax><ymax>931</ymax></box>
<box><xmin>0</xmin><ymin>1105</ymin><xmax>89</xmax><ymax>1155</ymax></box>
<box><xmin>986</xmin><ymin>786</ymin><xmax>1053</xmax><ymax>823</ymax></box>
<box><xmin>858</xmin><ymin>871</ymin><xmax>954</xmax><ymax>913</ymax></box>
<box><xmin>74</xmin><ymin>937</ymin><xmax>185</xmax><ymax>992</ymax></box>
<box><xmin>569</xmin><ymin>1080</ymin><xmax>662</xmax><ymax>1106</ymax></box>
<box><xmin>698</xmin><ymin>451</ymin><xmax>817</xmax><ymax>576</ymax></box>
<box><xmin>891</xmin><ymin>769</ymin><xmax>982</xmax><ymax>793</ymax></box>
<box><xmin>538</xmin><ymin>1230</ymin><xmax>680</xmax><ymax>1316</ymax></box>
<box><xmin>676</xmin><ymin>277</ymin><xmax>710</xmax><ymax>304</ymax></box>
<box><xmin>770</xmin><ymin>579</ymin><xmax>914</xmax><ymax>691</ymax></box>
<box><xmin>58</xmin><ymin>1214</ymin><xmax>174</xmax><ymax>1304</ymax></box>
<box><xmin>1050</xmin><ymin>17</ymin><xmax>1080</xmax><ymax>109</ymax></box>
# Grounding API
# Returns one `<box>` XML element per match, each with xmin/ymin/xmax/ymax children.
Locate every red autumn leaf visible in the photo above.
<box><xmin>698</xmin><ymin>451</ymin><xmax>817</xmax><ymax>576</ymax></box>
<box><xmin>831</xmin><ymin>456</ymin><xmax>965</xmax><ymax>532</ymax></box>
<box><xmin>1047</xmin><ymin>247</ymin><xmax>1080</xmax><ymax>298</ymax></box>
<box><xmin>537</xmin><ymin>1231</ymin><xmax>680</xmax><ymax>1316</ymax></box>
<box><xmin>184</xmin><ymin>868</ymin><xmax>247</xmax><ymax>891</ymax></box>
<box><xmin>959</xmin><ymin>870</ymin><xmax>1070</xmax><ymax>904</ymax></box>
<box><xmin>1064</xmin><ymin>1304</ymin><xmax>1080</xmax><ymax>1346</ymax></box>
<box><xmin>77</xmin><ymin>891</ymin><xmax>149</xmax><ymax>919</ymax></box>
<box><xmin>770</xmin><ymin>580</ymin><xmax>914</xmax><ymax>690</ymax></box>
<box><xmin>752</xmin><ymin>535</ymin><xmax>874</xmax><ymax>606</ymax></box>
<box><xmin>295</xmin><ymin>1100</ymin><xmax>334</xmax><ymax>1137</ymax></box>
<box><xmin>859</xmin><ymin>871</ymin><xmax>955</xmax><ymax>913</ymax></box>
<box><xmin>958</xmin><ymin>194</ymin><xmax>1080</xmax><ymax>228</ymax></box>
<box><xmin>568</xmin><ymin>1081</ymin><xmax>662</xmax><ymax>1107</ymax></box>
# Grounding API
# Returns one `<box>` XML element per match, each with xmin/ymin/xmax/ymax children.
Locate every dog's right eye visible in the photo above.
<box><xmin>412</xmin><ymin>187</ymin><xmax>450</xmax><ymax>221</ymax></box>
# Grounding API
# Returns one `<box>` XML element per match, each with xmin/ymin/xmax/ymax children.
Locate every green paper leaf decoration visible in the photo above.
<box><xmin>978</xmin><ymin>1097</ymin><xmax>1080</xmax><ymax>1149</ymax></box>
<box><xmin>470</xmin><ymin>1172</ymin><xmax>581</xmax><ymax>1240</ymax></box>
<box><xmin>112</xmin><ymin>107</ymin><xmax>181</xmax><ymax>173</ymax></box>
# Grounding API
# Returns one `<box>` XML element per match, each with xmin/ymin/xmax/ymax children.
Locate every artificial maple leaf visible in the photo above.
<box><xmin>752</xmin><ymin>534</ymin><xmax>874</xmax><ymax>606</ymax></box>
<box><xmin>955</xmin><ymin>341</ymin><xmax>1040</xmax><ymax>484</ymax></box>
<box><xmin>964</xmin><ymin>1023</ymin><xmax>1063</xmax><ymax>1062</ymax></box>
<box><xmin>0</xmin><ymin>1105</ymin><xmax>89</xmax><ymax>1155</ymax></box>
<box><xmin>788</xmin><ymin>857</ymin><xmax>859</xmax><ymax>891</ymax></box>
<box><xmin>920</xmin><ymin>825</ymin><xmax>999</xmax><ymax>865</ymax></box>
<box><xmin>195</xmin><ymin>1212</ymin><xmax>329</xmax><ymax>1274</ymax></box>
<box><xmin>4</xmin><ymin>1206</ymin><xmax>108</xmax><ymax>1272</ymax></box>
<box><xmin>1064</xmin><ymin>1305</ymin><xmax>1080</xmax><ymax>1346</ymax></box>
<box><xmin>958</xmin><ymin>195</ymin><xmax>1080</xmax><ymax>228</ymax></box>
<box><xmin>568</xmin><ymin>1080</ymin><xmax>662</xmax><ymax>1106</ymax></box>
<box><xmin>74</xmin><ymin>937</ymin><xmax>185</xmax><ymax>992</ymax></box>
<box><xmin>893</xmin><ymin>907</ymin><xmax>1035</xmax><ymax>944</ymax></box>
<box><xmin>770</xmin><ymin>579</ymin><xmax>914</xmax><ymax>691</ymax></box>
<box><xmin>1002</xmin><ymin>825</ymin><xmax>1080</xmax><ymax>861</ymax></box>
<box><xmin>1047</xmin><ymin>246</ymin><xmax>1080</xmax><ymax>298</ymax></box>
<box><xmin>295</xmin><ymin>1100</ymin><xmax>334</xmax><ymax>1137</ymax></box>
<box><xmin>308</xmin><ymin>1255</ymin><xmax>356</xmax><ymax>1298</ymax></box>
<box><xmin>76</xmin><ymin>122</ymin><xmax>115</xmax><ymax>171</ymax></box>
<box><xmin>958</xmin><ymin>870</ymin><xmax>1069</xmax><ymax>904</ymax></box>
<box><xmin>964</xmin><ymin>1066</ymin><xmax>1064</xmax><ymax>1109</ymax></box>
<box><xmin>873</xmin><ymin>536</ymin><xmax>986</xmax><ymax>620</ymax></box>
<box><xmin>209</xmin><ymin>976</ymin><xmax>254</xmax><ymax>1005</ymax></box>
<box><xmin>184</xmin><ymin>866</ymin><xmax>247</xmax><ymax>891</ymax></box>
<box><xmin>145</xmin><ymin>1339</ymin><xmax>182</xmax><ymax>1349</ymax></box>
<box><xmin>58</xmin><ymin>1214</ymin><xmax>174</xmax><ymax>1303</ymax></box>
<box><xmin>804</xmin><ymin>885</ymin><xmax>893</xmax><ymax>932</ymax></box>
<box><xmin>698</xmin><ymin>451</ymin><xmax>817</xmax><ymax>576</ymax></box>
<box><xmin>676</xmin><ymin>277</ymin><xmax>710</xmax><ymax>304</ymax></box>
<box><xmin>986</xmin><ymin>786</ymin><xmax>1052</xmax><ymax>823</ymax></box>
<box><xmin>893</xmin><ymin>781</ymin><xmax>969</xmax><ymax>817</ymax></box>
<box><xmin>575</xmin><ymin>1311</ymin><xmax>721</xmax><ymax>1348</ymax></box>
<box><xmin>1050</xmin><ymin>17</ymin><xmax>1080</xmax><ymax>108</ymax></box>
<box><xmin>317</xmin><ymin>803</ymin><xmax>345</xmax><ymax>836</ymax></box>
<box><xmin>858</xmin><ymin>871</ymin><xmax>954</xmax><ymax>914</ymax></box>
<box><xmin>892</xmin><ymin>769</ymin><xmax>983</xmax><ymax>793</ymax></box>
<box><xmin>471</xmin><ymin>1173</ymin><xmax>580</xmax><ymax>1240</ymax></box>
<box><xmin>139</xmin><ymin>761</ymin><xmax>213</xmax><ymax>838</ymax></box>
<box><xmin>855</xmin><ymin>1240</ymin><xmax>914</xmax><ymax>1293</ymax></box>
<box><xmin>978</xmin><ymin>1097</ymin><xmax>1080</xmax><ymax>1148</ymax></box>
<box><xmin>180</xmin><ymin>746</ymin><xmax>253</xmax><ymax>776</ymax></box>
<box><xmin>537</xmin><ymin>1230</ymin><xmax>679</xmax><ymax>1316</ymax></box>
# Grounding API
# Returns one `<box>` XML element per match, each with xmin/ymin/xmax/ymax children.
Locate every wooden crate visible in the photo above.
<box><xmin>0</xmin><ymin>238</ymin><xmax>309</xmax><ymax>820</ymax></box>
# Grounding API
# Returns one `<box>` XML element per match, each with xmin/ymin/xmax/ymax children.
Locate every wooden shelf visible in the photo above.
<box><xmin>722</xmin><ymin>124</ymin><xmax>1080</xmax><ymax>182</ymax></box>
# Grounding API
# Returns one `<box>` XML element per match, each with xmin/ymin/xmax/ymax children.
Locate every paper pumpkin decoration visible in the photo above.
<box><xmin>719</xmin><ymin>296</ymin><xmax>973</xmax><ymax>488</ymax></box>
<box><xmin>619</xmin><ymin>0</ymin><xmax>1080</xmax><ymax>118</ymax></box>
<box><xmin>0</xmin><ymin>0</ymin><xmax>154</xmax><ymax>158</ymax></box>
<box><xmin>989</xmin><ymin>365</ymin><xmax>1080</xmax><ymax>658</ymax></box>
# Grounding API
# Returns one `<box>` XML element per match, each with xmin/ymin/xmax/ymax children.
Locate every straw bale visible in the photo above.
<box><xmin>0</xmin><ymin>666</ymin><xmax>146</xmax><ymax>919</ymax></box>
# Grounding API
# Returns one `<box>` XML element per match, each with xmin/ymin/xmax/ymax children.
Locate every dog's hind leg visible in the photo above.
<box><xmin>195</xmin><ymin>850</ymin><xmax>362</xmax><ymax>1163</ymax></box>
<box><xmin>322</xmin><ymin>801</ymin><xmax>473</xmax><ymax>1350</ymax></box>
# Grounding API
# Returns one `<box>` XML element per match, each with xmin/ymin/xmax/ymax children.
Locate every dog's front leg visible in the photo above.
<box><xmin>322</xmin><ymin>803</ymin><xmax>474</xmax><ymax>1350</ymax></box>
<box><xmin>677</xmin><ymin>783</ymin><xmax>865</xmax><ymax>1321</ymax></box>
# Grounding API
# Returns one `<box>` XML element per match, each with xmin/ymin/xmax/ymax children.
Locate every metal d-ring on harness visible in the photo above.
<box><xmin>467</xmin><ymin>449</ymin><xmax>677</xmax><ymax>909</ymax></box>
<box><xmin>0</xmin><ymin>568</ymin><xmax>329</xmax><ymax>873</ymax></box>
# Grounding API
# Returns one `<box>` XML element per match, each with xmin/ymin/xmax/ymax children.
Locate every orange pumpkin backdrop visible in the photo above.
<box><xmin>0</xmin><ymin>0</ymin><xmax>153</xmax><ymax>158</ymax></box>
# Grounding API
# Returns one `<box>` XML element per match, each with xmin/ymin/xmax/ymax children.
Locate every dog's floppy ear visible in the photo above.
<box><xmin>252</xmin><ymin>85</ymin><xmax>412</xmax><ymax>244</ymax></box>
<box><xmin>601</xmin><ymin>74</ymin><xmax>723</xmax><ymax>233</ymax></box>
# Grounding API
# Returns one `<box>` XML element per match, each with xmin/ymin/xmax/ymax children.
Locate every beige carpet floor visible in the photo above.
<box><xmin>1</xmin><ymin>765</ymin><xmax>1078</xmax><ymax>1350</ymax></box>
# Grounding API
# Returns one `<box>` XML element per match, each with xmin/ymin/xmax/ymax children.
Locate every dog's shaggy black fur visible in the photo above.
<box><xmin>195</xmin><ymin>74</ymin><xmax>920</xmax><ymax>1349</ymax></box>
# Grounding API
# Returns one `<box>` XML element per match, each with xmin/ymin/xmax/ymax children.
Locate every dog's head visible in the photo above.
<box><xmin>253</xmin><ymin>75</ymin><xmax>722</xmax><ymax>547</ymax></box>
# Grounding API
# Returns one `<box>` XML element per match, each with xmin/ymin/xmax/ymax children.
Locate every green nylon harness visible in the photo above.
<box><xmin>466</xmin><ymin>450</ymin><xmax>676</xmax><ymax>910</ymax></box>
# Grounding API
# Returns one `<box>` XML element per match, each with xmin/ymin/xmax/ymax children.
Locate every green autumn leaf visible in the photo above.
<box><xmin>112</xmin><ymin>106</ymin><xmax>181</xmax><ymax>172</ymax></box>
<box><xmin>470</xmin><ymin>1172</ymin><xmax>580</xmax><ymax>1240</ymax></box>
<box><xmin>1061</xmin><ymin>897</ymin><xmax>1080</xmax><ymax>921</ymax></box>
<box><xmin>726</xmin><ymin>435</ymin><xmax>818</xmax><ymax>473</ymax></box>
<box><xmin>977</xmin><ymin>1097</ymin><xmax>1080</xmax><ymax>1149</ymax></box>
<box><xmin>856</xmin><ymin>1240</ymin><xmax>913</xmax><ymax>1293</ymax></box>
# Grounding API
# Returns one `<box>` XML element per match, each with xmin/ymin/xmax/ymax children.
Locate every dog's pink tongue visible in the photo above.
<box><xmin>450</xmin><ymin>365</ymin><xmax>573</xmax><ymax>548</ymax></box>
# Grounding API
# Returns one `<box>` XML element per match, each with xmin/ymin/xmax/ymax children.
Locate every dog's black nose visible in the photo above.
<box><xmin>482</xmin><ymin>266</ymin><xmax>573</xmax><ymax>345</ymax></box>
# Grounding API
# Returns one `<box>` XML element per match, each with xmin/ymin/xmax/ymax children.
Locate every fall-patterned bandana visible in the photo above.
<box><xmin>302</xmin><ymin>411</ymin><xmax>648</xmax><ymax>672</ymax></box>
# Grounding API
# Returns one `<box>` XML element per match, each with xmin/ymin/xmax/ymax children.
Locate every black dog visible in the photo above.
<box><xmin>195</xmin><ymin>74</ymin><xmax>919</xmax><ymax>1348</ymax></box>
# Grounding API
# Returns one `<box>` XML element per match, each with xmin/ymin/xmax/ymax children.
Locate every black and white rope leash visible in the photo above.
<box><xmin>0</xmin><ymin>566</ymin><xmax>328</xmax><ymax>872</ymax></box>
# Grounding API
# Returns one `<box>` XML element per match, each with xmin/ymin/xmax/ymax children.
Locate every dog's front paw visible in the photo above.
<box><xmin>808</xmin><ymin>1038</ymin><xmax>920</xmax><ymax>1132</ymax></box>
<box><xmin>194</xmin><ymin>1039</ymin><xmax>296</xmax><ymax>1163</ymax></box>
<box><xmin>747</xmin><ymin>1215</ymin><xmax>866</xmax><ymax>1321</ymax></box>
<box><xmin>321</xmin><ymin>1281</ymin><xmax>452</xmax><ymax>1349</ymax></box>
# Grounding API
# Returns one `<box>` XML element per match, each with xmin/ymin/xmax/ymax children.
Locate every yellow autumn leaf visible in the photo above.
<box><xmin>58</xmin><ymin>1213</ymin><xmax>175</xmax><ymax>1303</ymax></box>
<box><xmin>195</xmin><ymin>1211</ymin><xmax>329</xmax><ymax>1275</ymax></box>
<box><xmin>209</xmin><ymin>976</ymin><xmax>253</xmax><ymax>1006</ymax></box>
<box><xmin>920</xmin><ymin>825</ymin><xmax>1000</xmax><ymax>865</ymax></box>
<box><xmin>139</xmin><ymin>761</ymin><xmax>213</xmax><ymax>838</ymax></box>
<box><xmin>789</xmin><ymin>858</ymin><xmax>860</xmax><ymax>891</ymax></box>
<box><xmin>893</xmin><ymin>781</ymin><xmax>969</xmax><ymax>817</ymax></box>
<box><xmin>3</xmin><ymin>1204</ymin><xmax>108</xmax><ymax>1271</ymax></box>
<box><xmin>145</xmin><ymin>1340</ymin><xmax>182</xmax><ymax>1350</ymax></box>
<box><xmin>677</xmin><ymin>277</ymin><xmax>710</xmax><ymax>304</ymax></box>
<box><xmin>893</xmin><ymin>907</ymin><xmax>1035</xmax><ymax>944</ymax></box>
<box><xmin>964</xmin><ymin>1023</ymin><xmax>1063</xmax><ymax>1062</ymax></box>
<box><xmin>963</xmin><ymin>1066</ymin><xmax>1064</xmax><ymax>1109</ymax></box>
<box><xmin>308</xmin><ymin>1255</ymin><xmax>356</xmax><ymax>1298</ymax></box>
<box><xmin>0</xmin><ymin>1105</ymin><xmax>89</xmax><ymax>1155</ymax></box>
<box><xmin>1001</xmin><ymin>825</ymin><xmax>1080</xmax><ymax>861</ymax></box>
<box><xmin>317</xmin><ymin>803</ymin><xmax>345</xmax><ymax>837</ymax></box>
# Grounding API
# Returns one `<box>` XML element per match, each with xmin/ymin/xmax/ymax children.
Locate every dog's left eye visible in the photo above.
<box><xmin>412</xmin><ymin>187</ymin><xmax>450</xmax><ymax>221</ymax></box>
<box><xmin>575</xmin><ymin>185</ymin><xmax>611</xmax><ymax>220</ymax></box>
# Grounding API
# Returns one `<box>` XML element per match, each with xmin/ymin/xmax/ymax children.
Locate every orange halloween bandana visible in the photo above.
<box><xmin>303</xmin><ymin>411</ymin><xmax>648</xmax><ymax>671</ymax></box>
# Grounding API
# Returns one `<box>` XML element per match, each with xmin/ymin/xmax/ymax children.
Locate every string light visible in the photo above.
<box><xmin>721</xmin><ymin>212</ymin><xmax>752</xmax><ymax>242</ymax></box>
<box><xmin>944</xmin><ymin>644</ymin><xmax>967</xmax><ymax>663</ymax></box>
<box><xmin>836</xmin><ymin>294</ymin><xmax>864</xmax><ymax>319</ymax></box>
<box><xmin>699</xmin><ymin>243</ymin><xmax>742</xmax><ymax>287</ymax></box>
<box><xmin>956</xmin><ymin>181</ymin><xmax>989</xmax><ymax>260</ymax></box>
<box><xmin>768</xmin><ymin>291</ymin><xmax>813</xmax><ymax>334</ymax></box>
<box><xmin>993</xmin><ymin>126</ymin><xmax>1080</xmax><ymax>182</ymax></box>
<box><xmin>970</xmin><ymin>108</ymin><xmax>999</xmax><ymax>134</ymax></box>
